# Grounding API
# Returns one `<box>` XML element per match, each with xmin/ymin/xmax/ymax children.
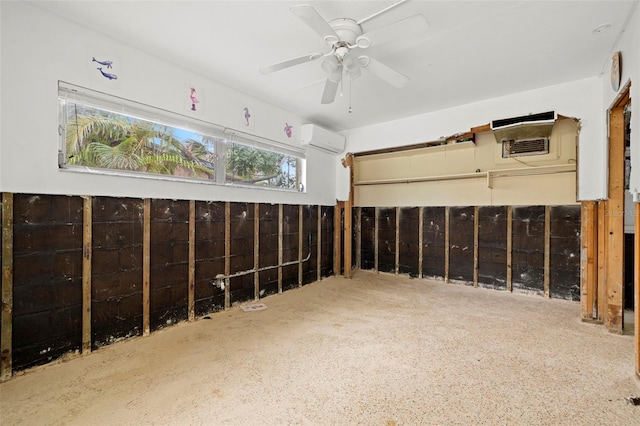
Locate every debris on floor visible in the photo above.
<box><xmin>241</xmin><ymin>303</ymin><xmax>267</xmax><ymax>312</ymax></box>
<box><xmin>627</xmin><ymin>396</ymin><xmax>640</xmax><ymax>406</ymax></box>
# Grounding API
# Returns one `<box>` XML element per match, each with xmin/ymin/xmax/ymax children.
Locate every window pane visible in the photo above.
<box><xmin>226</xmin><ymin>142</ymin><xmax>299</xmax><ymax>190</ymax></box>
<box><xmin>63</xmin><ymin>102</ymin><xmax>216</xmax><ymax>181</ymax></box>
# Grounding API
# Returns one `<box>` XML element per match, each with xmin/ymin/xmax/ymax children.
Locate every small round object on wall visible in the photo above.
<box><xmin>610</xmin><ymin>51</ymin><xmax>621</xmax><ymax>92</ymax></box>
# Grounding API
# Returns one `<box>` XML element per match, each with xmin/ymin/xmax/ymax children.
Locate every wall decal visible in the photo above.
<box><xmin>189</xmin><ymin>87</ymin><xmax>200</xmax><ymax>111</ymax></box>
<box><xmin>243</xmin><ymin>107</ymin><xmax>252</xmax><ymax>127</ymax></box>
<box><xmin>284</xmin><ymin>123</ymin><xmax>293</xmax><ymax>138</ymax></box>
<box><xmin>96</xmin><ymin>66</ymin><xmax>118</xmax><ymax>80</ymax></box>
<box><xmin>92</xmin><ymin>57</ymin><xmax>113</xmax><ymax>69</ymax></box>
<box><xmin>88</xmin><ymin>48</ymin><xmax>121</xmax><ymax>89</ymax></box>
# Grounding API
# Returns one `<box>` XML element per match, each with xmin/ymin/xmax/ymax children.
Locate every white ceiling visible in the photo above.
<box><xmin>31</xmin><ymin>0</ymin><xmax>638</xmax><ymax>132</ymax></box>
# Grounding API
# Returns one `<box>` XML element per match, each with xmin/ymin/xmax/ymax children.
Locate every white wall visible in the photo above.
<box><xmin>338</xmin><ymin>77</ymin><xmax>605</xmax><ymax>202</ymax></box>
<box><xmin>0</xmin><ymin>1</ymin><xmax>337</xmax><ymax>206</ymax></box>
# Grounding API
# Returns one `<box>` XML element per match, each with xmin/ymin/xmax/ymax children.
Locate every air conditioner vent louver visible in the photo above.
<box><xmin>502</xmin><ymin>138</ymin><xmax>549</xmax><ymax>158</ymax></box>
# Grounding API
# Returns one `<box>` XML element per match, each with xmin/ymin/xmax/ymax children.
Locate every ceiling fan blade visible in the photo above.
<box><xmin>363</xmin><ymin>57</ymin><xmax>409</xmax><ymax>88</ymax></box>
<box><xmin>259</xmin><ymin>52</ymin><xmax>323</xmax><ymax>74</ymax></box>
<box><xmin>290</xmin><ymin>4</ymin><xmax>338</xmax><ymax>42</ymax></box>
<box><xmin>360</xmin><ymin>14</ymin><xmax>428</xmax><ymax>46</ymax></box>
<box><xmin>321</xmin><ymin>78</ymin><xmax>340</xmax><ymax>104</ymax></box>
<box><xmin>357</xmin><ymin>0</ymin><xmax>409</xmax><ymax>25</ymax></box>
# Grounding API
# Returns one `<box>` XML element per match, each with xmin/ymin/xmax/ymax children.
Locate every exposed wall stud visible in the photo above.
<box><xmin>445</xmin><ymin>206</ymin><xmax>450</xmax><ymax>283</ymax></box>
<box><xmin>580</xmin><ymin>201</ymin><xmax>597</xmax><ymax>320</ymax></box>
<box><xmin>188</xmin><ymin>200</ymin><xmax>195</xmax><ymax>321</ymax></box>
<box><xmin>278</xmin><ymin>203</ymin><xmax>283</xmax><ymax>293</ymax></box>
<box><xmin>418</xmin><ymin>207</ymin><xmax>424</xmax><ymax>278</ymax></box>
<box><xmin>544</xmin><ymin>205</ymin><xmax>551</xmax><ymax>298</ymax></box>
<box><xmin>82</xmin><ymin>196</ymin><xmax>92</xmax><ymax>353</ymax></box>
<box><xmin>635</xmin><ymin>202</ymin><xmax>640</xmax><ymax>379</ymax></box>
<box><xmin>298</xmin><ymin>205</ymin><xmax>303</xmax><ymax>287</ymax></box>
<box><xmin>317</xmin><ymin>205</ymin><xmax>322</xmax><ymax>281</ymax></box>
<box><xmin>597</xmin><ymin>201</ymin><xmax>607</xmax><ymax>322</ymax></box>
<box><xmin>344</xmin><ymin>200</ymin><xmax>352</xmax><ymax>278</ymax></box>
<box><xmin>374</xmin><ymin>207</ymin><xmax>379</xmax><ymax>272</ymax></box>
<box><xmin>473</xmin><ymin>205</ymin><xmax>479</xmax><ymax>288</ymax></box>
<box><xmin>143</xmin><ymin>198</ymin><xmax>151</xmax><ymax>336</ymax></box>
<box><xmin>334</xmin><ymin>202</ymin><xmax>342</xmax><ymax>276</ymax></box>
<box><xmin>395</xmin><ymin>207</ymin><xmax>400</xmax><ymax>275</ymax></box>
<box><xmin>254</xmin><ymin>203</ymin><xmax>260</xmax><ymax>300</ymax></box>
<box><xmin>1</xmin><ymin>193</ymin><xmax>14</xmax><ymax>381</ymax></box>
<box><xmin>355</xmin><ymin>207</ymin><xmax>362</xmax><ymax>270</ymax></box>
<box><xmin>506</xmin><ymin>206</ymin><xmax>513</xmax><ymax>292</ymax></box>
<box><xmin>225</xmin><ymin>202</ymin><xmax>231</xmax><ymax>308</ymax></box>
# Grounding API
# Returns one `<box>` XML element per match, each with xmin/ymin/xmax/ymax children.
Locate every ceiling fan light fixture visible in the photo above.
<box><xmin>358</xmin><ymin>56</ymin><xmax>370</xmax><ymax>67</ymax></box>
<box><xmin>355</xmin><ymin>36</ymin><xmax>371</xmax><ymax>49</ymax></box>
<box><xmin>321</xmin><ymin>55</ymin><xmax>340</xmax><ymax>73</ymax></box>
<box><xmin>324</xmin><ymin>34</ymin><xmax>339</xmax><ymax>44</ymax></box>
<box><xmin>343</xmin><ymin>55</ymin><xmax>359</xmax><ymax>72</ymax></box>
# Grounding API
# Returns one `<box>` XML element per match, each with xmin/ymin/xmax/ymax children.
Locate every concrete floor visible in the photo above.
<box><xmin>1</xmin><ymin>270</ymin><xmax>638</xmax><ymax>425</ymax></box>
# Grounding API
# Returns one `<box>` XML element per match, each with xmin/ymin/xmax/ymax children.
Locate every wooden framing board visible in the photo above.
<box><xmin>580</xmin><ymin>201</ymin><xmax>598</xmax><ymax>321</ymax></box>
<box><xmin>355</xmin><ymin>207</ymin><xmax>362</xmax><ymax>270</ymax></box>
<box><xmin>444</xmin><ymin>207</ymin><xmax>450</xmax><ymax>283</ymax></box>
<box><xmin>298</xmin><ymin>205</ymin><xmax>303</xmax><ymax>287</ymax></box>
<box><xmin>143</xmin><ymin>198</ymin><xmax>151</xmax><ymax>336</ymax></box>
<box><xmin>317</xmin><ymin>205</ymin><xmax>321</xmax><ymax>281</ymax></box>
<box><xmin>225</xmin><ymin>202</ymin><xmax>231</xmax><ymax>308</ymax></box>
<box><xmin>344</xmin><ymin>201</ymin><xmax>352</xmax><ymax>278</ymax></box>
<box><xmin>188</xmin><ymin>200</ymin><xmax>195</xmax><ymax>321</ymax></box>
<box><xmin>597</xmin><ymin>201</ymin><xmax>607</xmax><ymax>322</ymax></box>
<box><xmin>395</xmin><ymin>207</ymin><xmax>400</xmax><ymax>274</ymax></box>
<box><xmin>418</xmin><ymin>207</ymin><xmax>424</xmax><ymax>277</ymax></box>
<box><xmin>254</xmin><ymin>203</ymin><xmax>260</xmax><ymax>300</ymax></box>
<box><xmin>82</xmin><ymin>196</ymin><xmax>92</xmax><ymax>353</ymax></box>
<box><xmin>506</xmin><ymin>206</ymin><xmax>513</xmax><ymax>292</ymax></box>
<box><xmin>278</xmin><ymin>203</ymin><xmax>283</xmax><ymax>293</ymax></box>
<box><xmin>544</xmin><ymin>205</ymin><xmax>551</xmax><ymax>298</ymax></box>
<box><xmin>1</xmin><ymin>193</ymin><xmax>13</xmax><ymax>381</ymax></box>
<box><xmin>334</xmin><ymin>202</ymin><xmax>342</xmax><ymax>276</ymax></box>
<box><xmin>605</xmin><ymin>100</ymin><xmax>626</xmax><ymax>333</ymax></box>
<box><xmin>635</xmin><ymin>202</ymin><xmax>640</xmax><ymax>379</ymax></box>
<box><xmin>473</xmin><ymin>205</ymin><xmax>479</xmax><ymax>287</ymax></box>
<box><xmin>374</xmin><ymin>207</ymin><xmax>379</xmax><ymax>272</ymax></box>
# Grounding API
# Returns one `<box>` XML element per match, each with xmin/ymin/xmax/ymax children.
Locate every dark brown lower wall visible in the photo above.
<box><xmin>356</xmin><ymin>205</ymin><xmax>581</xmax><ymax>301</ymax></box>
<box><xmin>1</xmin><ymin>193</ymin><xmax>334</xmax><ymax>375</ymax></box>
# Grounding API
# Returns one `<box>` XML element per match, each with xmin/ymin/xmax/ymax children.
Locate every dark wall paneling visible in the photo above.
<box><xmin>229</xmin><ymin>202</ymin><xmax>255</xmax><ymax>305</ymax></box>
<box><xmin>478</xmin><ymin>206</ymin><xmax>507</xmax><ymax>290</ymax></box>
<box><xmin>301</xmin><ymin>205</ymin><xmax>318</xmax><ymax>285</ymax></box>
<box><xmin>320</xmin><ymin>206</ymin><xmax>334</xmax><ymax>277</ymax></box>
<box><xmin>12</xmin><ymin>194</ymin><xmax>83</xmax><ymax>370</ymax></box>
<box><xmin>360</xmin><ymin>207</ymin><xmax>376</xmax><ymax>271</ymax></box>
<box><xmin>282</xmin><ymin>205</ymin><xmax>299</xmax><ymax>291</ymax></box>
<box><xmin>91</xmin><ymin>197</ymin><xmax>143</xmax><ymax>348</ymax></box>
<box><xmin>398</xmin><ymin>207</ymin><xmax>420</xmax><ymax>277</ymax></box>
<box><xmin>511</xmin><ymin>206</ymin><xmax>545</xmax><ymax>295</ymax></box>
<box><xmin>149</xmin><ymin>199</ymin><xmax>189</xmax><ymax>331</ymax></box>
<box><xmin>377</xmin><ymin>208</ymin><xmax>396</xmax><ymax>273</ymax></box>
<box><xmin>194</xmin><ymin>201</ymin><xmax>225</xmax><ymax>316</ymax></box>
<box><xmin>259</xmin><ymin>204</ymin><xmax>279</xmax><ymax>296</ymax></box>
<box><xmin>422</xmin><ymin>207</ymin><xmax>445</xmax><ymax>278</ymax></box>
<box><xmin>449</xmin><ymin>206</ymin><xmax>475</xmax><ymax>283</ymax></box>
<box><xmin>549</xmin><ymin>205</ymin><xmax>581</xmax><ymax>301</ymax></box>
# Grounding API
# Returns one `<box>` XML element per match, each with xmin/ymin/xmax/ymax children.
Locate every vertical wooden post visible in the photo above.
<box><xmin>395</xmin><ymin>207</ymin><xmax>400</xmax><ymax>274</ymax></box>
<box><xmin>143</xmin><ymin>198</ymin><xmax>151</xmax><ymax>336</ymax></box>
<box><xmin>278</xmin><ymin>203</ymin><xmax>283</xmax><ymax>293</ymax></box>
<box><xmin>634</xmin><ymin>202</ymin><xmax>640</xmax><ymax>379</ymax></box>
<box><xmin>605</xmin><ymin>103</ymin><xmax>626</xmax><ymax>333</ymax></box>
<box><xmin>445</xmin><ymin>206</ymin><xmax>450</xmax><ymax>283</ymax></box>
<box><xmin>82</xmin><ymin>197</ymin><xmax>92</xmax><ymax>353</ymax></box>
<box><xmin>317</xmin><ymin>205</ymin><xmax>322</xmax><ymax>281</ymax></box>
<box><xmin>506</xmin><ymin>206</ymin><xmax>513</xmax><ymax>292</ymax></box>
<box><xmin>581</xmin><ymin>201</ymin><xmax>597</xmax><ymax>321</ymax></box>
<box><xmin>473</xmin><ymin>206</ymin><xmax>479</xmax><ymax>288</ymax></box>
<box><xmin>418</xmin><ymin>207</ymin><xmax>424</xmax><ymax>278</ymax></box>
<box><xmin>374</xmin><ymin>207</ymin><xmax>379</xmax><ymax>272</ymax></box>
<box><xmin>544</xmin><ymin>205</ymin><xmax>551</xmax><ymax>298</ymax></box>
<box><xmin>334</xmin><ymin>202</ymin><xmax>342</xmax><ymax>276</ymax></box>
<box><xmin>597</xmin><ymin>201</ymin><xmax>607</xmax><ymax>322</ymax></box>
<box><xmin>355</xmin><ymin>207</ymin><xmax>362</xmax><ymax>270</ymax></box>
<box><xmin>1</xmin><ymin>193</ymin><xmax>14</xmax><ymax>381</ymax></box>
<box><xmin>254</xmin><ymin>203</ymin><xmax>260</xmax><ymax>300</ymax></box>
<box><xmin>225</xmin><ymin>202</ymin><xmax>231</xmax><ymax>308</ymax></box>
<box><xmin>344</xmin><ymin>201</ymin><xmax>352</xmax><ymax>278</ymax></box>
<box><xmin>188</xmin><ymin>200</ymin><xmax>195</xmax><ymax>322</ymax></box>
<box><xmin>298</xmin><ymin>205</ymin><xmax>303</xmax><ymax>287</ymax></box>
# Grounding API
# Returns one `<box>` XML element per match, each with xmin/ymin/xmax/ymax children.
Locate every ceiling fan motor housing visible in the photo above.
<box><xmin>327</xmin><ymin>18</ymin><xmax>363</xmax><ymax>45</ymax></box>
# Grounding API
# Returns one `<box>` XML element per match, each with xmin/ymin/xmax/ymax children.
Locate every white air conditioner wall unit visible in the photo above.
<box><xmin>300</xmin><ymin>124</ymin><xmax>345</xmax><ymax>154</ymax></box>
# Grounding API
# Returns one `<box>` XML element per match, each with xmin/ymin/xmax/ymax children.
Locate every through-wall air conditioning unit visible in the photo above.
<box><xmin>491</xmin><ymin>111</ymin><xmax>556</xmax><ymax>144</ymax></box>
<box><xmin>300</xmin><ymin>124</ymin><xmax>345</xmax><ymax>154</ymax></box>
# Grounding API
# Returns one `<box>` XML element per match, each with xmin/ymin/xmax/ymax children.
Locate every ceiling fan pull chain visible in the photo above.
<box><xmin>348</xmin><ymin>71</ymin><xmax>353</xmax><ymax>114</ymax></box>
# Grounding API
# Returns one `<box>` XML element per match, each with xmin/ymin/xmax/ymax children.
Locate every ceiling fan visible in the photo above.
<box><xmin>259</xmin><ymin>1</ymin><xmax>428</xmax><ymax>105</ymax></box>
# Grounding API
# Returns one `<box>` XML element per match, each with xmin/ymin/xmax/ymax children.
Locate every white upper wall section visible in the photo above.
<box><xmin>0</xmin><ymin>1</ymin><xmax>337</xmax><ymax>205</ymax></box>
<box><xmin>339</xmin><ymin>78</ymin><xmax>605</xmax><ymax>202</ymax></box>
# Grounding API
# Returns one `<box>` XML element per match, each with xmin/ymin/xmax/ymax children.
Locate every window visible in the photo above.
<box><xmin>58</xmin><ymin>82</ymin><xmax>305</xmax><ymax>191</ymax></box>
